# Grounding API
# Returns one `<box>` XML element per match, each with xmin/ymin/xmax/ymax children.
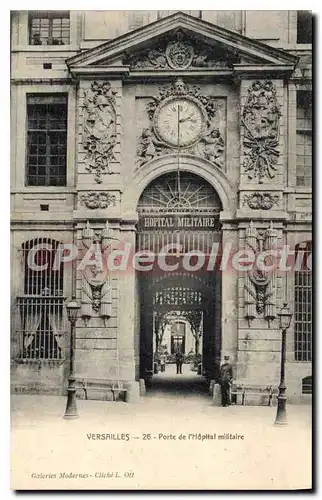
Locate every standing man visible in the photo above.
<box><xmin>175</xmin><ymin>351</ymin><xmax>184</xmax><ymax>375</ymax></box>
<box><xmin>160</xmin><ymin>352</ymin><xmax>166</xmax><ymax>373</ymax></box>
<box><xmin>219</xmin><ymin>355</ymin><xmax>233</xmax><ymax>406</ymax></box>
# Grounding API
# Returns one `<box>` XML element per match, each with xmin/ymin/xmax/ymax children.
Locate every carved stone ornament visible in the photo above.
<box><xmin>243</xmin><ymin>192</ymin><xmax>279</xmax><ymax>210</ymax></box>
<box><xmin>244</xmin><ymin>221</ymin><xmax>278</xmax><ymax>325</ymax></box>
<box><xmin>242</xmin><ymin>81</ymin><xmax>281</xmax><ymax>183</ymax></box>
<box><xmin>136</xmin><ymin>78</ymin><xmax>225</xmax><ymax>169</ymax></box>
<box><xmin>80</xmin><ymin>221</ymin><xmax>117</xmax><ymax>325</ymax></box>
<box><xmin>165</xmin><ymin>33</ymin><xmax>194</xmax><ymax>69</ymax></box>
<box><xmin>83</xmin><ymin>81</ymin><xmax>117</xmax><ymax>183</ymax></box>
<box><xmin>124</xmin><ymin>30</ymin><xmax>237</xmax><ymax>70</ymax></box>
<box><xmin>80</xmin><ymin>191</ymin><xmax>117</xmax><ymax>210</ymax></box>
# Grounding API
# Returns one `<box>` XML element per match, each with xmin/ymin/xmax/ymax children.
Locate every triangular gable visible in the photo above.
<box><xmin>67</xmin><ymin>11</ymin><xmax>298</xmax><ymax>75</ymax></box>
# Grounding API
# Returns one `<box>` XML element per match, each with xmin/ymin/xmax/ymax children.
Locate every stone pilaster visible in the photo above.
<box><xmin>220</xmin><ymin>222</ymin><xmax>239</xmax><ymax>370</ymax></box>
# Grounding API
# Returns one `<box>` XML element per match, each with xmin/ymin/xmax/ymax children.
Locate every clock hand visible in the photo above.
<box><xmin>179</xmin><ymin>114</ymin><xmax>193</xmax><ymax>123</ymax></box>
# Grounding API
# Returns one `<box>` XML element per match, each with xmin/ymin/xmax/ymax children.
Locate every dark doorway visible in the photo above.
<box><xmin>136</xmin><ymin>172</ymin><xmax>222</xmax><ymax>391</ymax></box>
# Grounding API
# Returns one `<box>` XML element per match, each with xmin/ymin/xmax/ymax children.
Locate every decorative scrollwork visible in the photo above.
<box><xmin>243</xmin><ymin>192</ymin><xmax>279</xmax><ymax>210</ymax></box>
<box><xmin>244</xmin><ymin>221</ymin><xmax>278</xmax><ymax>325</ymax></box>
<box><xmin>80</xmin><ymin>221</ymin><xmax>118</xmax><ymax>325</ymax></box>
<box><xmin>242</xmin><ymin>81</ymin><xmax>281</xmax><ymax>183</ymax></box>
<box><xmin>83</xmin><ymin>81</ymin><xmax>118</xmax><ymax>183</ymax></box>
<box><xmin>124</xmin><ymin>30</ymin><xmax>237</xmax><ymax>70</ymax></box>
<box><xmin>165</xmin><ymin>32</ymin><xmax>194</xmax><ymax>69</ymax></box>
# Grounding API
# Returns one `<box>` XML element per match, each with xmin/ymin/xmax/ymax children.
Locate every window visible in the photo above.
<box><xmin>26</xmin><ymin>95</ymin><xmax>67</xmax><ymax>187</ymax></box>
<box><xmin>29</xmin><ymin>11</ymin><xmax>70</xmax><ymax>45</ymax></box>
<box><xmin>296</xmin><ymin>91</ymin><xmax>312</xmax><ymax>187</ymax></box>
<box><xmin>171</xmin><ymin>322</ymin><xmax>186</xmax><ymax>354</ymax></box>
<box><xmin>294</xmin><ymin>241</ymin><xmax>312</xmax><ymax>362</ymax></box>
<box><xmin>297</xmin><ymin>11</ymin><xmax>312</xmax><ymax>44</ymax></box>
<box><xmin>16</xmin><ymin>238</ymin><xmax>66</xmax><ymax>360</ymax></box>
<box><xmin>302</xmin><ymin>376</ymin><xmax>312</xmax><ymax>394</ymax></box>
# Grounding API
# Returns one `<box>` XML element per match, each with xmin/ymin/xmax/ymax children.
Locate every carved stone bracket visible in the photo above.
<box><xmin>80</xmin><ymin>191</ymin><xmax>117</xmax><ymax>210</ymax></box>
<box><xmin>242</xmin><ymin>81</ymin><xmax>281</xmax><ymax>183</ymax></box>
<box><xmin>80</xmin><ymin>221</ymin><xmax>118</xmax><ymax>325</ymax></box>
<box><xmin>83</xmin><ymin>81</ymin><xmax>118</xmax><ymax>183</ymax></box>
<box><xmin>136</xmin><ymin>78</ymin><xmax>225</xmax><ymax>169</ymax></box>
<box><xmin>244</xmin><ymin>221</ymin><xmax>278</xmax><ymax>326</ymax></box>
<box><xmin>243</xmin><ymin>192</ymin><xmax>279</xmax><ymax>210</ymax></box>
<box><xmin>124</xmin><ymin>30</ymin><xmax>237</xmax><ymax>70</ymax></box>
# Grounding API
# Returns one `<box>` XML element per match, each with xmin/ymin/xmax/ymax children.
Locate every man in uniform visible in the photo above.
<box><xmin>175</xmin><ymin>351</ymin><xmax>184</xmax><ymax>374</ymax></box>
<box><xmin>219</xmin><ymin>355</ymin><xmax>233</xmax><ymax>406</ymax></box>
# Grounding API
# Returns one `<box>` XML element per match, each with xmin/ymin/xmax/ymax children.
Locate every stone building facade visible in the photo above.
<box><xmin>10</xmin><ymin>11</ymin><xmax>312</xmax><ymax>402</ymax></box>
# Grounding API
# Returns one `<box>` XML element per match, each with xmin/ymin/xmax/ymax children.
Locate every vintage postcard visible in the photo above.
<box><xmin>10</xmin><ymin>9</ymin><xmax>312</xmax><ymax>490</ymax></box>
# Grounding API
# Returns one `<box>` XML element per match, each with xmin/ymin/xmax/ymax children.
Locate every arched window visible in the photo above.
<box><xmin>302</xmin><ymin>376</ymin><xmax>312</xmax><ymax>394</ymax></box>
<box><xmin>294</xmin><ymin>241</ymin><xmax>312</xmax><ymax>361</ymax></box>
<box><xmin>16</xmin><ymin>238</ymin><xmax>66</xmax><ymax>360</ymax></box>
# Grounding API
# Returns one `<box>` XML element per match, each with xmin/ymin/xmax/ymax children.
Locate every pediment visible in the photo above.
<box><xmin>67</xmin><ymin>11</ymin><xmax>298</xmax><ymax>77</ymax></box>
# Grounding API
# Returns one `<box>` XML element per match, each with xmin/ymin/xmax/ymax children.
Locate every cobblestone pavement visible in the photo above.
<box><xmin>11</xmin><ymin>369</ymin><xmax>312</xmax><ymax>491</ymax></box>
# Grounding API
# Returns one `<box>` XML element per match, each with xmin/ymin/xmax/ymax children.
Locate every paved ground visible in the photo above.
<box><xmin>11</xmin><ymin>365</ymin><xmax>312</xmax><ymax>491</ymax></box>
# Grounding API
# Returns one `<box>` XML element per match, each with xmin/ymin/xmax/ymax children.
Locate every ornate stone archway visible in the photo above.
<box><xmin>136</xmin><ymin>171</ymin><xmax>223</xmax><ymax>383</ymax></box>
<box><xmin>122</xmin><ymin>154</ymin><xmax>235</xmax><ymax>218</ymax></box>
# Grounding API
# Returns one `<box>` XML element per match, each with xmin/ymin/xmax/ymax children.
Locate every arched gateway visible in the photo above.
<box><xmin>136</xmin><ymin>171</ymin><xmax>223</xmax><ymax>385</ymax></box>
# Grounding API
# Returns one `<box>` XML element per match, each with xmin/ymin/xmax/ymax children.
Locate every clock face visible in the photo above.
<box><xmin>154</xmin><ymin>97</ymin><xmax>206</xmax><ymax>148</ymax></box>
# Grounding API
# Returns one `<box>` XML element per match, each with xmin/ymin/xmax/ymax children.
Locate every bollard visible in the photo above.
<box><xmin>139</xmin><ymin>378</ymin><xmax>146</xmax><ymax>396</ymax></box>
<box><xmin>213</xmin><ymin>383</ymin><xmax>222</xmax><ymax>406</ymax></box>
<box><xmin>209</xmin><ymin>380</ymin><xmax>215</xmax><ymax>396</ymax></box>
<box><xmin>124</xmin><ymin>381</ymin><xmax>140</xmax><ymax>404</ymax></box>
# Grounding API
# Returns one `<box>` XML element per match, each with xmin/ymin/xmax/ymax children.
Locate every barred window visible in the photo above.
<box><xmin>302</xmin><ymin>376</ymin><xmax>312</xmax><ymax>394</ymax></box>
<box><xmin>297</xmin><ymin>11</ymin><xmax>312</xmax><ymax>44</ymax></box>
<box><xmin>29</xmin><ymin>11</ymin><xmax>70</xmax><ymax>45</ymax></box>
<box><xmin>26</xmin><ymin>95</ymin><xmax>67</xmax><ymax>187</ymax></box>
<box><xmin>296</xmin><ymin>91</ymin><xmax>312</xmax><ymax>187</ymax></box>
<box><xmin>294</xmin><ymin>241</ymin><xmax>312</xmax><ymax>362</ymax></box>
<box><xmin>16</xmin><ymin>238</ymin><xmax>67</xmax><ymax>361</ymax></box>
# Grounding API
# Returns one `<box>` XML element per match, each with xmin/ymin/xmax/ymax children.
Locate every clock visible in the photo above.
<box><xmin>154</xmin><ymin>96</ymin><xmax>206</xmax><ymax>148</ymax></box>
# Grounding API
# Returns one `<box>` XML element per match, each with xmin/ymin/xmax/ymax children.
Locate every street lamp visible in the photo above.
<box><xmin>64</xmin><ymin>296</ymin><xmax>81</xmax><ymax>419</ymax></box>
<box><xmin>274</xmin><ymin>302</ymin><xmax>293</xmax><ymax>426</ymax></box>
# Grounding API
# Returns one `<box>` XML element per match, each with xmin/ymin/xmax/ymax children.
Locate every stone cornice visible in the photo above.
<box><xmin>10</xmin><ymin>78</ymin><xmax>76</xmax><ymax>86</ymax></box>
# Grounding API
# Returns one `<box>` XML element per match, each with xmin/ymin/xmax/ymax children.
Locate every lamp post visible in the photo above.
<box><xmin>274</xmin><ymin>302</ymin><xmax>293</xmax><ymax>426</ymax></box>
<box><xmin>64</xmin><ymin>297</ymin><xmax>81</xmax><ymax>419</ymax></box>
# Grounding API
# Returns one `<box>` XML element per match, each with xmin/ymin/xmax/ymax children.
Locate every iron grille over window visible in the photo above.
<box><xmin>297</xmin><ymin>11</ymin><xmax>312</xmax><ymax>44</ymax></box>
<box><xmin>26</xmin><ymin>95</ymin><xmax>67</xmax><ymax>187</ymax></box>
<box><xmin>137</xmin><ymin>172</ymin><xmax>222</xmax><ymax>214</ymax></box>
<box><xmin>29</xmin><ymin>11</ymin><xmax>70</xmax><ymax>45</ymax></box>
<box><xmin>296</xmin><ymin>91</ymin><xmax>312</xmax><ymax>187</ymax></box>
<box><xmin>294</xmin><ymin>241</ymin><xmax>312</xmax><ymax>361</ymax></box>
<box><xmin>15</xmin><ymin>238</ymin><xmax>66</xmax><ymax>360</ymax></box>
<box><xmin>302</xmin><ymin>376</ymin><xmax>312</xmax><ymax>394</ymax></box>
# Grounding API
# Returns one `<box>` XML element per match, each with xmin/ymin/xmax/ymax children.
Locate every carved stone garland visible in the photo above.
<box><xmin>242</xmin><ymin>81</ymin><xmax>281</xmax><ymax>183</ymax></box>
<box><xmin>80</xmin><ymin>221</ymin><xmax>116</xmax><ymax>326</ymax></box>
<box><xmin>244</xmin><ymin>221</ymin><xmax>278</xmax><ymax>326</ymax></box>
<box><xmin>243</xmin><ymin>192</ymin><xmax>279</xmax><ymax>210</ymax></box>
<box><xmin>83</xmin><ymin>81</ymin><xmax>118</xmax><ymax>183</ymax></box>
<box><xmin>136</xmin><ymin>78</ymin><xmax>225</xmax><ymax>168</ymax></box>
<box><xmin>80</xmin><ymin>192</ymin><xmax>117</xmax><ymax>210</ymax></box>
